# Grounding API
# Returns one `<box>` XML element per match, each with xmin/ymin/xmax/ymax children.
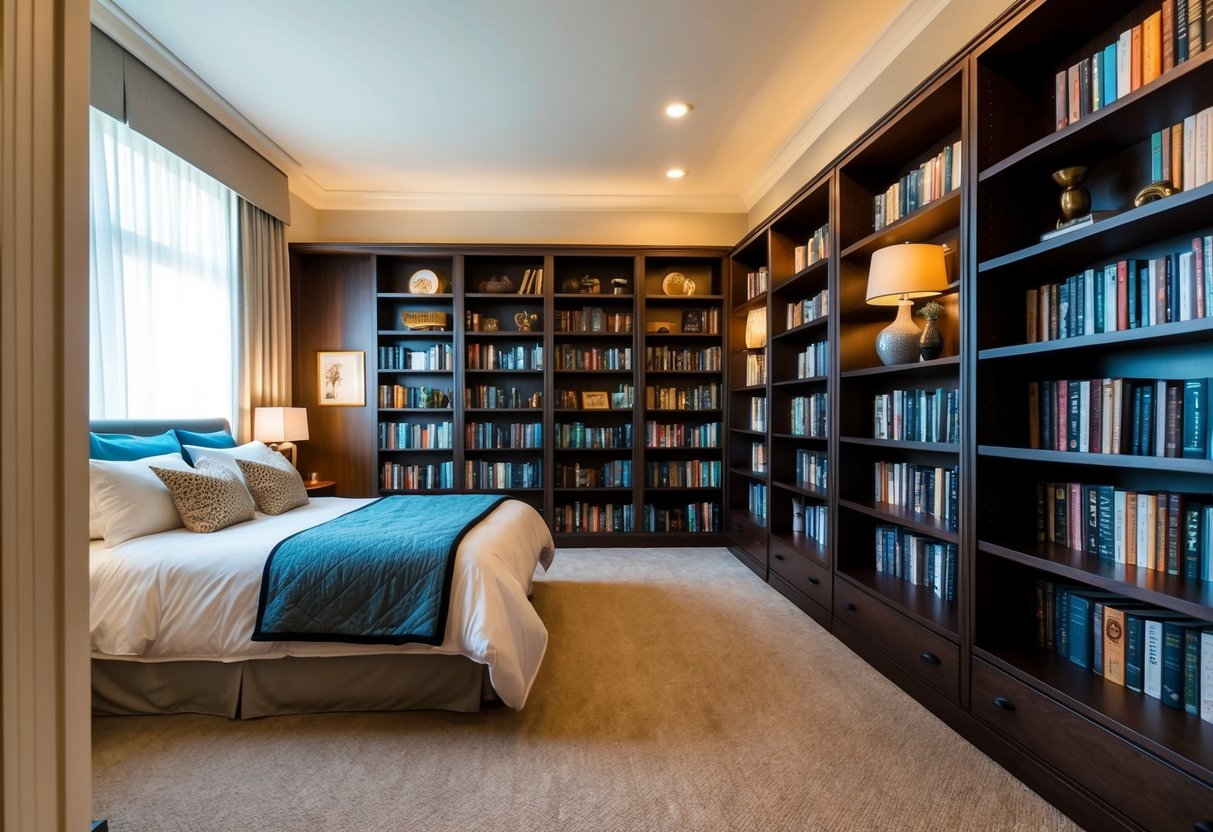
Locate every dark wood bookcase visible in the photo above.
<box><xmin>289</xmin><ymin>244</ymin><xmax>728</xmax><ymax>547</ymax></box>
<box><xmin>722</xmin><ymin>0</ymin><xmax>1213</xmax><ymax>828</ymax></box>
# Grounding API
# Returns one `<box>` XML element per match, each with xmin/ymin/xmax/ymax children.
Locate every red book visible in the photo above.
<box><xmin>1116</xmin><ymin>260</ymin><xmax>1129</xmax><ymax>330</ymax></box>
<box><xmin>1195</xmin><ymin>237</ymin><xmax>1206</xmax><ymax>317</ymax></box>
<box><xmin>1057</xmin><ymin>379</ymin><xmax>1069</xmax><ymax>452</ymax></box>
<box><xmin>1055</xmin><ymin>70</ymin><xmax>1068</xmax><ymax>130</ymax></box>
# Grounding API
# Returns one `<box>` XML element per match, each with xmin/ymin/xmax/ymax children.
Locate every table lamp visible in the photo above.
<box><xmin>253</xmin><ymin>406</ymin><xmax>309</xmax><ymax>467</ymax></box>
<box><xmin>865</xmin><ymin>243</ymin><xmax>948</xmax><ymax>365</ymax></box>
<box><xmin>744</xmin><ymin>307</ymin><xmax>767</xmax><ymax>349</ymax></box>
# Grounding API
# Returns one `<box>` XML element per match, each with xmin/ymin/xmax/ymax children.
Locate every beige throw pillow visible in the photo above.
<box><xmin>236</xmin><ymin>454</ymin><xmax>310</xmax><ymax>516</ymax></box>
<box><xmin>151</xmin><ymin>458</ymin><xmax>255</xmax><ymax>533</ymax></box>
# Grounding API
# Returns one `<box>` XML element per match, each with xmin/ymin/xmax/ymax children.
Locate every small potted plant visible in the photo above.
<box><xmin>916</xmin><ymin>300</ymin><xmax>944</xmax><ymax>361</ymax></box>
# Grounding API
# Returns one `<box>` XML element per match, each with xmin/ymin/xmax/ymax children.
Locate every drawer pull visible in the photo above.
<box><xmin>919</xmin><ymin>651</ymin><xmax>941</xmax><ymax>666</ymax></box>
<box><xmin>992</xmin><ymin>696</ymin><xmax>1016</xmax><ymax>712</ymax></box>
<box><xmin>806</xmin><ymin>576</ymin><xmax>820</xmax><ymax>585</ymax></box>
<box><xmin>843</xmin><ymin>602</ymin><xmax>857</xmax><ymax>611</ymax></box>
<box><xmin>773</xmin><ymin>553</ymin><xmax>785</xmax><ymax>561</ymax></box>
<box><xmin>1194</xmin><ymin>822</ymin><xmax>1213</xmax><ymax>832</ymax></box>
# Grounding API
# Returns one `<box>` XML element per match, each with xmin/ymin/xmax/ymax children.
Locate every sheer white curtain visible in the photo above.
<box><xmin>89</xmin><ymin>107</ymin><xmax>239</xmax><ymax>424</ymax></box>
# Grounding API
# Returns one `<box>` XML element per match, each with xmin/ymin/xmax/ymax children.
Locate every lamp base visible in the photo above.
<box><xmin>875</xmin><ymin>300</ymin><xmax>921</xmax><ymax>366</ymax></box>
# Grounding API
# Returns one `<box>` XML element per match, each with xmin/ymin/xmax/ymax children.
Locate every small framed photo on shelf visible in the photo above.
<box><xmin>318</xmin><ymin>350</ymin><xmax>366</xmax><ymax>406</ymax></box>
<box><xmin>681</xmin><ymin>309</ymin><xmax>704</xmax><ymax>333</ymax></box>
<box><xmin>581</xmin><ymin>391</ymin><xmax>610</xmax><ymax>410</ymax></box>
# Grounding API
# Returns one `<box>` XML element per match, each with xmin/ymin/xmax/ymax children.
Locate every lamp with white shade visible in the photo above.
<box><xmin>253</xmin><ymin>406</ymin><xmax>310</xmax><ymax>467</ymax></box>
<box><xmin>865</xmin><ymin>243</ymin><xmax>949</xmax><ymax>366</ymax></box>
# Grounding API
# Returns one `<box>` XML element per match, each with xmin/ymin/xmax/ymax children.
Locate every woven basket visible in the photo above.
<box><xmin>402</xmin><ymin>310</ymin><xmax>449</xmax><ymax>331</ymax></box>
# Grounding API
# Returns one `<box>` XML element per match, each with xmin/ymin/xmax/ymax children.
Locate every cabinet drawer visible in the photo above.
<box><xmin>728</xmin><ymin>513</ymin><xmax>766</xmax><ymax>567</ymax></box>
<box><xmin>972</xmin><ymin>659</ymin><xmax>1213</xmax><ymax>832</ymax></box>
<box><xmin>769</xmin><ymin>538</ymin><xmax>831</xmax><ymax>611</ymax></box>
<box><xmin>833</xmin><ymin>579</ymin><xmax>958</xmax><ymax>702</ymax></box>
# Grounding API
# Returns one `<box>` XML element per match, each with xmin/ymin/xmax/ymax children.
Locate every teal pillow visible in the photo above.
<box><xmin>174</xmin><ymin>428</ymin><xmax>237</xmax><ymax>465</ymax></box>
<box><xmin>89</xmin><ymin>430</ymin><xmax>182</xmax><ymax>461</ymax></box>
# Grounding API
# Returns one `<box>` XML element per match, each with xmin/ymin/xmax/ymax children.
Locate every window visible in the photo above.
<box><xmin>89</xmin><ymin>107</ymin><xmax>238</xmax><ymax>423</ymax></box>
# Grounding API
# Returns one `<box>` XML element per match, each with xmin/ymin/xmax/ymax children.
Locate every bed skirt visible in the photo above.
<box><xmin>92</xmin><ymin>654</ymin><xmax>496</xmax><ymax>719</ymax></box>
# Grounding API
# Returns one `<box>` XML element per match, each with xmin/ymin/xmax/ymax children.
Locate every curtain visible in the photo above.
<box><xmin>236</xmin><ymin>199</ymin><xmax>292</xmax><ymax>443</ymax></box>
<box><xmin>89</xmin><ymin>107</ymin><xmax>239</xmax><ymax>424</ymax></box>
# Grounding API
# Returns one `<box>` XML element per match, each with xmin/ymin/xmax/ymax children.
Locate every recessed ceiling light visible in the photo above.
<box><xmin>666</xmin><ymin>168</ymin><xmax>687</xmax><ymax>179</ymax></box>
<box><xmin>665</xmin><ymin>102</ymin><xmax>692</xmax><ymax>118</ymax></box>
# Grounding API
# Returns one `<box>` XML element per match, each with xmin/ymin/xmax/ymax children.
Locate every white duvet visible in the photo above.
<box><xmin>90</xmin><ymin>497</ymin><xmax>555</xmax><ymax>709</ymax></box>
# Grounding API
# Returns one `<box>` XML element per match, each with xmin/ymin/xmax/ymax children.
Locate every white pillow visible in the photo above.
<box><xmin>183</xmin><ymin>440</ymin><xmax>275</xmax><ymax>479</ymax></box>
<box><xmin>89</xmin><ymin>452</ymin><xmax>195</xmax><ymax>547</ymax></box>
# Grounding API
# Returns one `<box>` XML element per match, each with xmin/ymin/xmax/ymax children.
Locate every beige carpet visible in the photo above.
<box><xmin>93</xmin><ymin>547</ymin><xmax>1078</xmax><ymax>831</ymax></box>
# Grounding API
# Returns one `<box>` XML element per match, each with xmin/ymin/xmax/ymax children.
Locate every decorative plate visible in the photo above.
<box><xmin>662</xmin><ymin>272</ymin><xmax>687</xmax><ymax>295</ymax></box>
<box><xmin>408</xmin><ymin>269</ymin><xmax>440</xmax><ymax>294</ymax></box>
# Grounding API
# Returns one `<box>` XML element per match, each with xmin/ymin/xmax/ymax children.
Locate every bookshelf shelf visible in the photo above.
<box><xmin>842</xmin><ymin>436</ymin><xmax>959</xmax><ymax>454</ymax></box>
<box><xmin>979</xmin><ymin>317</ymin><xmax>1213</xmax><ymax>359</ymax></box>
<box><xmin>978</xmin><ymin>445</ymin><xmax>1213</xmax><ymax>474</ymax></box>
<box><xmin>839</xmin><ymin>498</ymin><xmax>960</xmax><ymax>544</ymax></box>
<box><xmin>464</xmin><ymin>331</ymin><xmax>544</xmax><ymax>339</ymax></box>
<box><xmin>839</xmin><ymin>355</ymin><xmax>960</xmax><ymax>379</ymax></box>
<box><xmin>771</xmin><ymin>257</ymin><xmax>828</xmax><ymax>296</ymax></box>
<box><xmin>771</xmin><ymin>317</ymin><xmax>828</xmax><ymax>341</ymax></box>
<box><xmin>644</xmin><ymin>294</ymin><xmax>724</xmax><ymax>303</ymax></box>
<box><xmin>732</xmin><ymin>293</ymin><xmax>768</xmax><ymax>314</ymax></box>
<box><xmin>772</xmin><ymin>375</ymin><xmax>827</xmax><ymax>387</ymax></box>
<box><xmin>839</xmin><ymin>189</ymin><xmax>962</xmax><ymax>261</ymax></box>
<box><xmin>376</xmin><ymin>329</ymin><xmax>454</xmax><ymax>337</ymax></box>
<box><xmin>772</xmin><ymin>481</ymin><xmax>827</xmax><ymax>501</ymax></box>
<box><xmin>770</xmin><ymin>432</ymin><xmax>827</xmax><ymax>442</ymax></box>
<box><xmin>728</xmin><ymin>466</ymin><xmax>768</xmax><ymax>481</ymax></box>
<box><xmin>376</xmin><ymin>292</ymin><xmax>454</xmax><ymax>300</ymax></box>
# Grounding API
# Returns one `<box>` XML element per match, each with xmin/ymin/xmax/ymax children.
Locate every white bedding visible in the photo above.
<box><xmin>90</xmin><ymin>497</ymin><xmax>555</xmax><ymax>708</ymax></box>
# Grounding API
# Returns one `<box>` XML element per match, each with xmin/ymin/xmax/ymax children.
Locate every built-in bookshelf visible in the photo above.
<box><xmin>971</xmin><ymin>1</ymin><xmax>1213</xmax><ymax>826</ymax></box>
<box><xmin>289</xmin><ymin>245</ymin><xmax>727</xmax><ymax>546</ymax></box>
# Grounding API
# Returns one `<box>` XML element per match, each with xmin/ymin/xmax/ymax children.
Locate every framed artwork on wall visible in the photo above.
<box><xmin>317</xmin><ymin>350</ymin><xmax>366</xmax><ymax>406</ymax></box>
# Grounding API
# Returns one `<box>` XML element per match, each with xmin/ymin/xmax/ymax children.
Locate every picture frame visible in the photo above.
<box><xmin>317</xmin><ymin>350</ymin><xmax>366</xmax><ymax>406</ymax></box>
<box><xmin>681</xmin><ymin>309</ymin><xmax>704</xmax><ymax>333</ymax></box>
<box><xmin>581</xmin><ymin>391</ymin><xmax>610</xmax><ymax>410</ymax></box>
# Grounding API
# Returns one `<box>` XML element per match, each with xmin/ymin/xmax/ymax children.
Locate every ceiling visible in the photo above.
<box><xmin>108</xmin><ymin>0</ymin><xmax>929</xmax><ymax>213</ymax></box>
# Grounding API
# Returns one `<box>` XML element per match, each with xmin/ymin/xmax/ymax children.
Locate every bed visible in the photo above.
<box><xmin>89</xmin><ymin>418</ymin><xmax>555</xmax><ymax>718</ymax></box>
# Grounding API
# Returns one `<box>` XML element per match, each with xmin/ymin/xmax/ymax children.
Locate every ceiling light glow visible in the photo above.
<box><xmin>666</xmin><ymin>168</ymin><xmax>687</xmax><ymax>179</ymax></box>
<box><xmin>665</xmin><ymin>102</ymin><xmax>692</xmax><ymax>118</ymax></box>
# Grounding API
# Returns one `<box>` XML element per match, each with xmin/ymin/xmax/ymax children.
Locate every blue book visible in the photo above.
<box><xmin>1093</xmin><ymin>267</ymin><xmax>1105</xmax><ymax>333</ymax></box>
<box><xmin>1067</xmin><ymin>591</ymin><xmax>1120</xmax><ymax>669</ymax></box>
<box><xmin>1185</xmin><ymin>626</ymin><xmax>1207</xmax><ymax>715</ymax></box>
<box><xmin>1162</xmin><ymin>620</ymin><xmax>1203</xmax><ymax>709</ymax></box>
<box><xmin>1102</xmin><ymin>43</ymin><xmax>1117</xmax><ymax>106</ymax></box>
<box><xmin>1182</xmin><ymin>379</ymin><xmax>1207</xmax><ymax>459</ymax></box>
<box><xmin>1055</xmin><ymin>587</ymin><xmax>1071</xmax><ymax>657</ymax></box>
<box><xmin>1095</xmin><ymin>485</ymin><xmax>1115</xmax><ymax>560</ymax></box>
<box><xmin>1093</xmin><ymin>602</ymin><xmax>1105</xmax><ymax>676</ymax></box>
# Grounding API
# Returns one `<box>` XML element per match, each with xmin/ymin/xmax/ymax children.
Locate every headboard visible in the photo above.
<box><xmin>89</xmin><ymin>417</ymin><xmax>232</xmax><ymax>437</ymax></box>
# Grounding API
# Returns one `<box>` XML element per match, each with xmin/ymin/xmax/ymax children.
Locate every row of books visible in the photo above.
<box><xmin>556</xmin><ymin>460</ymin><xmax>632</xmax><ymax>489</ymax></box>
<box><xmin>786</xmin><ymin>289</ymin><xmax>829</xmax><ymax>329</ymax></box>
<box><xmin>1055</xmin><ymin>1</ymin><xmax>1211</xmax><ymax>132</ymax></box>
<box><xmin>792</xmin><ymin>496</ymin><xmax>827</xmax><ymax>545</ymax></box>
<box><xmin>1150</xmin><ymin>111</ymin><xmax>1213</xmax><ymax>193</ymax></box>
<box><xmin>645</xmin><ymin>383</ymin><xmax>720</xmax><ymax>411</ymax></box>
<box><xmin>795</xmin><ymin>340</ymin><xmax>828</xmax><ymax>380</ymax></box>
<box><xmin>748</xmin><ymin>395</ymin><xmax>766</xmax><ymax>431</ymax></box>
<box><xmin>554</xmin><ymin>502</ymin><xmax>633</xmax><ymax>533</ymax></box>
<box><xmin>381</xmin><ymin>461</ymin><xmax>453</xmax><ymax>491</ymax></box>
<box><xmin>377</xmin><ymin>421</ymin><xmax>453</xmax><ymax>450</ymax></box>
<box><xmin>790</xmin><ymin>393</ymin><xmax>828</xmax><ymax>438</ymax></box>
<box><xmin>554</xmin><ymin>423</ymin><xmax>632</xmax><ymax>450</ymax></box>
<box><xmin>793</xmin><ymin>223</ymin><xmax>830</xmax><ymax>273</ymax></box>
<box><xmin>749</xmin><ymin>482</ymin><xmax>768</xmax><ymax>526</ymax></box>
<box><xmin>1024</xmin><ymin>239</ymin><xmax>1213</xmax><ymax>343</ymax></box>
<box><xmin>464</xmin><ymin>386</ymin><xmax>542</xmax><ymax>410</ymax></box>
<box><xmin>376</xmin><ymin>385</ymin><xmax>452</xmax><ymax>410</ymax></box>
<box><xmin>796</xmin><ymin>449</ymin><xmax>827</xmax><ymax>491</ymax></box>
<box><xmin>466</xmin><ymin>422</ymin><xmax>541</xmax><ymax>450</ymax></box>
<box><xmin>1028</xmin><ymin>377</ymin><xmax>1211</xmax><ymax>459</ymax></box>
<box><xmin>643</xmin><ymin>502</ymin><xmax>720</xmax><ymax>533</ymax></box>
<box><xmin>515</xmin><ymin>268</ymin><xmax>544</xmax><ymax>295</ymax></box>
<box><xmin>554</xmin><ymin>308</ymin><xmax>632</xmax><ymax>334</ymax></box>
<box><xmin>681</xmin><ymin>307</ymin><xmax>722</xmax><ymax>335</ymax></box>
<box><xmin>1036</xmin><ymin>482</ymin><xmax>1213</xmax><ymax>579</ymax></box>
<box><xmin>872</xmin><ymin>387</ymin><xmax>960</xmax><ymax>444</ymax></box>
<box><xmin>873</xmin><ymin>462</ymin><xmax>959</xmax><ymax>532</ymax></box>
<box><xmin>379</xmin><ymin>344</ymin><xmax>454</xmax><ymax>371</ymax></box>
<box><xmin>464</xmin><ymin>459</ymin><xmax>542</xmax><ymax>489</ymax></box>
<box><xmin>750</xmin><ymin>441</ymin><xmax>767</xmax><ymax>474</ymax></box>
<box><xmin>645</xmin><ymin>421</ymin><xmax>720</xmax><ymax>449</ymax></box>
<box><xmin>1036</xmin><ymin>580</ymin><xmax>1211</xmax><ymax>719</ymax></box>
<box><xmin>745</xmin><ymin>353</ymin><xmax>766</xmax><ymax>387</ymax></box>
<box><xmin>465</xmin><ymin>343</ymin><xmax>543</xmax><ymax>371</ymax></box>
<box><xmin>873</xmin><ymin>140</ymin><xmax>961</xmax><ymax>232</ymax></box>
<box><xmin>873</xmin><ymin>526</ymin><xmax>958</xmax><ymax>601</ymax></box>
<box><xmin>644</xmin><ymin>459</ymin><xmax>721</xmax><ymax>488</ymax></box>
<box><xmin>645</xmin><ymin>345</ymin><xmax>722</xmax><ymax>372</ymax></box>
<box><xmin>744</xmin><ymin>266</ymin><xmax>769</xmax><ymax>301</ymax></box>
<box><xmin>554</xmin><ymin>345</ymin><xmax>631</xmax><ymax>371</ymax></box>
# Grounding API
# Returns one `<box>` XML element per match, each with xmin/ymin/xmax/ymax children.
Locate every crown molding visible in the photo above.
<box><xmin>740</xmin><ymin>0</ymin><xmax>954</xmax><ymax>210</ymax></box>
<box><xmin>310</xmin><ymin>189</ymin><xmax>746</xmax><ymax>214</ymax></box>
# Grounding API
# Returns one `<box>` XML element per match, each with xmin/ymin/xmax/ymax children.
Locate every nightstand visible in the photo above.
<box><xmin>304</xmin><ymin>479</ymin><xmax>336</xmax><ymax>497</ymax></box>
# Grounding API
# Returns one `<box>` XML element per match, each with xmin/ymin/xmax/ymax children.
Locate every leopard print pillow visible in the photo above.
<box><xmin>151</xmin><ymin>458</ymin><xmax>255</xmax><ymax>533</ymax></box>
<box><xmin>236</xmin><ymin>453</ymin><xmax>309</xmax><ymax>516</ymax></box>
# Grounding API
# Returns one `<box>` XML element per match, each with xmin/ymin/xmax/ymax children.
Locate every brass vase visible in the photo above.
<box><xmin>1052</xmin><ymin>166</ymin><xmax>1090</xmax><ymax>225</ymax></box>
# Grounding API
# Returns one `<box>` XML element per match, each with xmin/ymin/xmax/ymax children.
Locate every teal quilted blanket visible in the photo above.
<box><xmin>252</xmin><ymin>494</ymin><xmax>507</xmax><ymax>645</ymax></box>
